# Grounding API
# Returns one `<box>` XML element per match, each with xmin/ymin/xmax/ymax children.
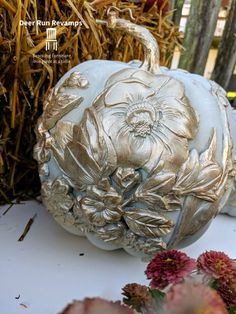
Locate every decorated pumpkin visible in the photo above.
<box><xmin>34</xmin><ymin>8</ymin><xmax>236</xmax><ymax>258</ymax></box>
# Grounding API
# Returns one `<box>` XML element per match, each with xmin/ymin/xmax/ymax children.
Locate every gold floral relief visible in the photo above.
<box><xmin>34</xmin><ymin>10</ymin><xmax>235</xmax><ymax>258</ymax></box>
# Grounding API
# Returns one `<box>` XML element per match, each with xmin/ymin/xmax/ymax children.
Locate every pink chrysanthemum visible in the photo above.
<box><xmin>197</xmin><ymin>251</ymin><xmax>236</xmax><ymax>281</ymax></box>
<box><xmin>145</xmin><ymin>250</ymin><xmax>196</xmax><ymax>289</ymax></box>
<box><xmin>217</xmin><ymin>278</ymin><xmax>236</xmax><ymax>309</ymax></box>
<box><xmin>61</xmin><ymin>298</ymin><xmax>135</xmax><ymax>314</ymax></box>
<box><xmin>163</xmin><ymin>283</ymin><xmax>228</xmax><ymax>314</ymax></box>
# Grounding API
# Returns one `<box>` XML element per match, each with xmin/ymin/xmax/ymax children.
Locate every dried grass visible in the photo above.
<box><xmin>0</xmin><ymin>0</ymin><xmax>181</xmax><ymax>204</ymax></box>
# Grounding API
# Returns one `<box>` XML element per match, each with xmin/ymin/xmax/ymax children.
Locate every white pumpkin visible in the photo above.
<box><xmin>34</xmin><ymin>9</ymin><xmax>236</xmax><ymax>258</ymax></box>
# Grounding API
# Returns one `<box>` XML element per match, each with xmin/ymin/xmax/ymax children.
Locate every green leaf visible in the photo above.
<box><xmin>122</xmin><ymin>297</ymin><xmax>142</xmax><ymax>313</ymax></box>
<box><xmin>149</xmin><ymin>288</ymin><xmax>166</xmax><ymax>308</ymax></box>
<box><xmin>229</xmin><ymin>304</ymin><xmax>236</xmax><ymax>314</ymax></box>
<box><xmin>209</xmin><ymin>279</ymin><xmax>219</xmax><ymax>290</ymax></box>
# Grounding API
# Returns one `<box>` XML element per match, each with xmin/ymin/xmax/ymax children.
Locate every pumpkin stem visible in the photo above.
<box><xmin>96</xmin><ymin>6</ymin><xmax>161</xmax><ymax>75</ymax></box>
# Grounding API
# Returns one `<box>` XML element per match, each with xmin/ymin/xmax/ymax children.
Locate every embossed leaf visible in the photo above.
<box><xmin>168</xmin><ymin>195</ymin><xmax>214</xmax><ymax>248</ymax></box>
<box><xmin>199</xmin><ymin>129</ymin><xmax>217</xmax><ymax>163</ymax></box>
<box><xmin>124</xmin><ymin>209</ymin><xmax>174</xmax><ymax>238</ymax></box>
<box><xmin>162</xmin><ymin>193</ymin><xmax>181</xmax><ymax>210</ymax></box>
<box><xmin>174</xmin><ymin>130</ymin><xmax>222</xmax><ymax>202</ymax></box>
<box><xmin>53</xmin><ymin>107</ymin><xmax>117</xmax><ymax>188</ymax></box>
<box><xmin>139</xmin><ymin>172</ymin><xmax>176</xmax><ymax>194</ymax></box>
<box><xmin>33</xmin><ymin>139</ymin><xmax>50</xmax><ymax>163</ymax></box>
<box><xmin>135</xmin><ymin>172</ymin><xmax>178</xmax><ymax>210</ymax></box>
<box><xmin>190</xmin><ymin>164</ymin><xmax>222</xmax><ymax>200</ymax></box>
<box><xmin>53</xmin><ymin>120</ymin><xmax>74</xmax><ymax>151</ymax></box>
<box><xmin>124</xmin><ymin>232</ymin><xmax>167</xmax><ymax>256</ymax></box>
<box><xmin>174</xmin><ymin>149</ymin><xmax>200</xmax><ymax>188</ymax></box>
<box><xmin>76</xmin><ymin>107</ymin><xmax>117</xmax><ymax>176</ymax></box>
<box><xmin>138</xmin><ymin>238</ymin><xmax>167</xmax><ymax>256</ymax></box>
<box><xmin>96</xmin><ymin>222</ymin><xmax>125</xmax><ymax>243</ymax></box>
<box><xmin>135</xmin><ymin>191</ymin><xmax>180</xmax><ymax>211</ymax></box>
<box><xmin>42</xmin><ymin>88</ymin><xmax>83</xmax><ymax>130</ymax></box>
<box><xmin>62</xmin><ymin>71</ymin><xmax>88</xmax><ymax>88</ymax></box>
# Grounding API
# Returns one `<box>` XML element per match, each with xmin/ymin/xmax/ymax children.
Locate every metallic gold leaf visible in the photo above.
<box><xmin>62</xmin><ymin>71</ymin><xmax>89</xmax><ymax>89</ymax></box>
<box><xmin>65</xmin><ymin>142</ymin><xmax>101</xmax><ymax>185</ymax></box>
<box><xmin>96</xmin><ymin>222</ymin><xmax>125</xmax><ymax>243</ymax></box>
<box><xmin>174</xmin><ymin>129</ymin><xmax>222</xmax><ymax>202</ymax></box>
<box><xmin>174</xmin><ymin>149</ymin><xmax>200</xmax><ymax>188</ymax></box>
<box><xmin>138</xmin><ymin>172</ymin><xmax>176</xmax><ymax>194</ymax></box>
<box><xmin>76</xmin><ymin>107</ymin><xmax>117</xmax><ymax>176</ymax></box>
<box><xmin>52</xmin><ymin>107</ymin><xmax>117</xmax><ymax>188</ymax></box>
<box><xmin>42</xmin><ymin>88</ymin><xmax>83</xmax><ymax>131</ymax></box>
<box><xmin>167</xmin><ymin>195</ymin><xmax>213</xmax><ymax>248</ymax></box>
<box><xmin>135</xmin><ymin>172</ymin><xmax>178</xmax><ymax>210</ymax></box>
<box><xmin>53</xmin><ymin>121</ymin><xmax>74</xmax><ymax>150</ymax></box>
<box><xmin>200</xmin><ymin>129</ymin><xmax>217</xmax><ymax>163</ymax></box>
<box><xmin>124</xmin><ymin>209</ymin><xmax>174</xmax><ymax>238</ymax></box>
<box><xmin>135</xmin><ymin>191</ymin><xmax>168</xmax><ymax>209</ymax></box>
<box><xmin>162</xmin><ymin>193</ymin><xmax>181</xmax><ymax>210</ymax></box>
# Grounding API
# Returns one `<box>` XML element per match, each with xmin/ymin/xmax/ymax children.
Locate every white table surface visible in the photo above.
<box><xmin>0</xmin><ymin>200</ymin><xmax>235</xmax><ymax>314</ymax></box>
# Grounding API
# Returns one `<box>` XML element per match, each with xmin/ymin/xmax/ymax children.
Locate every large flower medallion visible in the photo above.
<box><xmin>94</xmin><ymin>71</ymin><xmax>198</xmax><ymax>172</ymax></box>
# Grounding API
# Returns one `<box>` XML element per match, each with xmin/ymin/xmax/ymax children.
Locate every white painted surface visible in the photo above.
<box><xmin>0</xmin><ymin>201</ymin><xmax>235</xmax><ymax>314</ymax></box>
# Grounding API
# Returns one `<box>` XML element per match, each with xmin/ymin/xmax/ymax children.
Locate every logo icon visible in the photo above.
<box><xmin>46</xmin><ymin>28</ymin><xmax>57</xmax><ymax>51</ymax></box>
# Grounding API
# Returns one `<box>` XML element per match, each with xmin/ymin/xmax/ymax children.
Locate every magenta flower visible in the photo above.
<box><xmin>216</xmin><ymin>277</ymin><xmax>236</xmax><ymax>309</ymax></box>
<box><xmin>197</xmin><ymin>251</ymin><xmax>236</xmax><ymax>281</ymax></box>
<box><xmin>163</xmin><ymin>283</ymin><xmax>228</xmax><ymax>314</ymax></box>
<box><xmin>145</xmin><ymin>249</ymin><xmax>196</xmax><ymax>289</ymax></box>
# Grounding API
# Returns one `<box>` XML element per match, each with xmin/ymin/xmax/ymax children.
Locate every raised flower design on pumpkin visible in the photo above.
<box><xmin>41</xmin><ymin>177</ymin><xmax>77</xmax><ymax>228</ymax></box>
<box><xmin>41</xmin><ymin>177</ymin><xmax>74</xmax><ymax>215</ymax></box>
<box><xmin>80</xmin><ymin>185</ymin><xmax>123</xmax><ymax>226</ymax></box>
<box><xmin>113</xmin><ymin>167</ymin><xmax>140</xmax><ymax>192</ymax></box>
<box><xmin>94</xmin><ymin>69</ymin><xmax>198</xmax><ymax>172</ymax></box>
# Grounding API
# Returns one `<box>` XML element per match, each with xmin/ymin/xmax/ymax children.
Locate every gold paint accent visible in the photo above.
<box><xmin>62</xmin><ymin>72</ymin><xmax>89</xmax><ymax>89</ymax></box>
<box><xmin>34</xmin><ymin>9</ymin><xmax>235</xmax><ymax>257</ymax></box>
<box><xmin>167</xmin><ymin>81</ymin><xmax>235</xmax><ymax>248</ymax></box>
<box><xmin>96</xmin><ymin>7</ymin><xmax>161</xmax><ymax>74</ymax></box>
